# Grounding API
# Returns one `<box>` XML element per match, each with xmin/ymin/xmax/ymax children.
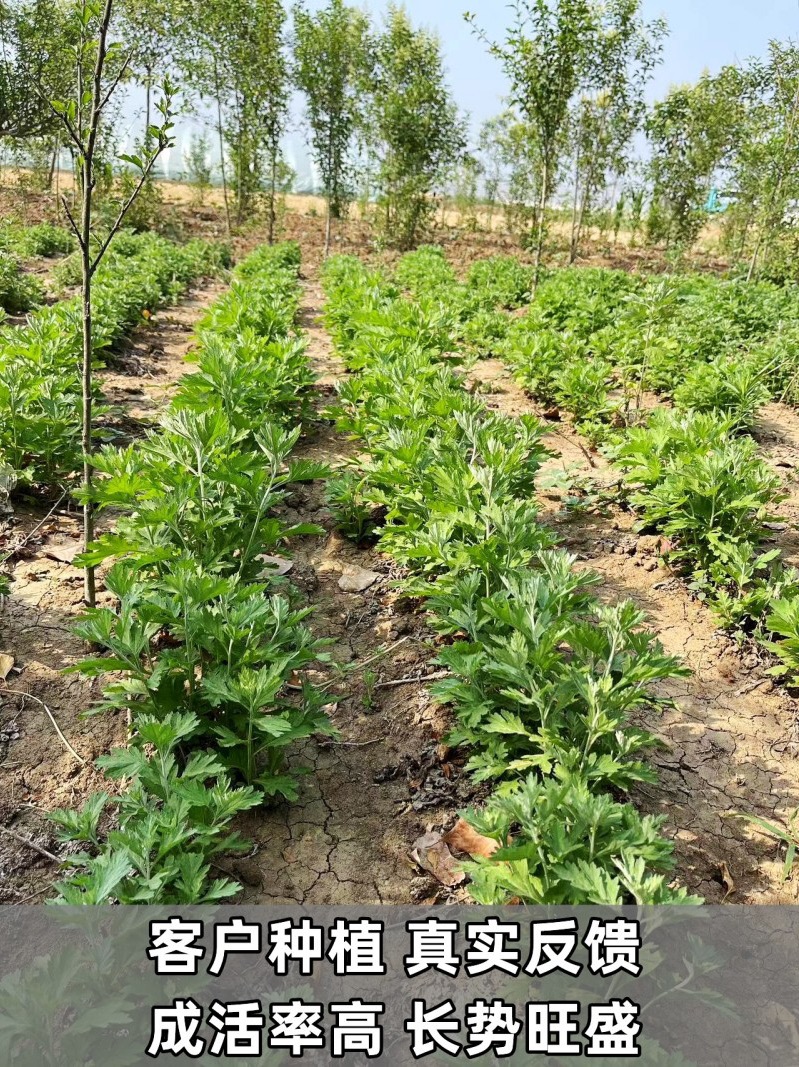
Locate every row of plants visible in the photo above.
<box><xmin>49</xmin><ymin>241</ymin><xmax>335</xmax><ymax>904</ymax></box>
<box><xmin>321</xmin><ymin>252</ymin><xmax>698</xmax><ymax>906</ymax></box>
<box><xmin>0</xmin><ymin>224</ymin><xmax>75</xmax><ymax>318</ymax></box>
<box><xmin>395</xmin><ymin>247</ymin><xmax>799</xmax><ymax>438</ymax></box>
<box><xmin>0</xmin><ymin>222</ymin><xmax>74</xmax><ymax>259</ymax></box>
<box><xmin>438</xmin><ymin>251</ymin><xmax>799</xmax><ymax>692</ymax></box>
<box><xmin>499</xmin><ymin>266</ymin><xmax>796</xmax><ymax>437</ymax></box>
<box><xmin>0</xmin><ymin>231</ymin><xmax>230</xmax><ymax>490</ymax></box>
<box><xmin>0</xmin><ymin>252</ymin><xmax>45</xmax><ymax>316</ymax></box>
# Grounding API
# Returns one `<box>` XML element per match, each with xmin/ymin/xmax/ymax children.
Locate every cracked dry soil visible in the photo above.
<box><xmin>239</xmin><ymin>280</ymin><xmax>468</xmax><ymax>905</ymax></box>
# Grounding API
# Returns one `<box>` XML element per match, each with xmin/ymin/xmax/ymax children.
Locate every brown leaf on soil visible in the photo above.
<box><xmin>411</xmin><ymin>831</ymin><xmax>466</xmax><ymax>887</ymax></box>
<box><xmin>719</xmin><ymin>860</ymin><xmax>736</xmax><ymax>899</ymax></box>
<box><xmin>43</xmin><ymin>542</ymin><xmax>81</xmax><ymax>565</ymax></box>
<box><xmin>0</xmin><ymin>654</ymin><xmax>14</xmax><ymax>681</ymax></box>
<box><xmin>258</xmin><ymin>554</ymin><xmax>293</xmax><ymax>576</ymax></box>
<box><xmin>444</xmin><ymin>818</ymin><xmax>500</xmax><ymax>860</ymax></box>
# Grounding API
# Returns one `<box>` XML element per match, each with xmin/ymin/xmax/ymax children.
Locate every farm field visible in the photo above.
<box><xmin>0</xmin><ymin>193</ymin><xmax>799</xmax><ymax>910</ymax></box>
<box><xmin>4</xmin><ymin>0</ymin><xmax>799</xmax><ymax>916</ymax></box>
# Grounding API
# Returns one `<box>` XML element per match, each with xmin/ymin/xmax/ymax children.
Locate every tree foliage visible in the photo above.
<box><xmin>728</xmin><ymin>42</ymin><xmax>799</xmax><ymax>281</ymax></box>
<box><xmin>468</xmin><ymin>0</ymin><xmax>594</xmax><ymax>275</ymax></box>
<box><xmin>293</xmin><ymin>0</ymin><xmax>370</xmax><ymax>252</ymax></box>
<box><xmin>477</xmin><ymin>109</ymin><xmax>541</xmax><ymax>237</ymax></box>
<box><xmin>646</xmin><ymin>68</ymin><xmax>742</xmax><ymax>248</ymax></box>
<box><xmin>0</xmin><ymin>0</ymin><xmax>75</xmax><ymax>140</ymax></box>
<box><xmin>369</xmin><ymin>5</ymin><xmax>465</xmax><ymax>250</ymax></box>
<box><xmin>568</xmin><ymin>0</ymin><xmax>666</xmax><ymax>260</ymax></box>
<box><xmin>175</xmin><ymin>0</ymin><xmax>288</xmax><ymax>235</ymax></box>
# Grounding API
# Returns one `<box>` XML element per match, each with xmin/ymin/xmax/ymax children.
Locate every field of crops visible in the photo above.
<box><xmin>3</xmin><ymin>197</ymin><xmax>799</xmax><ymax>910</ymax></box>
<box><xmin>3</xmin><ymin>0</ymin><xmax>799</xmax><ymax>919</ymax></box>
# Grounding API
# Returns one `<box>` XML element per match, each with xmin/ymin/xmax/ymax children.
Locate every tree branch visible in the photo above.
<box><xmin>97</xmin><ymin>51</ymin><xmax>133</xmax><ymax>115</ymax></box>
<box><xmin>88</xmin><ymin>149</ymin><xmax>164</xmax><ymax>275</ymax></box>
<box><xmin>60</xmin><ymin>193</ymin><xmax>85</xmax><ymax>249</ymax></box>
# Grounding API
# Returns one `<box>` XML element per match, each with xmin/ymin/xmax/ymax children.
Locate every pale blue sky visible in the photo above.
<box><xmin>357</xmin><ymin>0</ymin><xmax>799</xmax><ymax>130</ymax></box>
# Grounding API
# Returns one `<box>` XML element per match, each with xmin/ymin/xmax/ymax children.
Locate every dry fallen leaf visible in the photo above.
<box><xmin>719</xmin><ymin>860</ymin><xmax>736</xmax><ymax>899</ymax></box>
<box><xmin>44</xmin><ymin>542</ymin><xmax>81</xmax><ymax>565</ymax></box>
<box><xmin>411</xmin><ymin>831</ymin><xmax>466</xmax><ymax>887</ymax></box>
<box><xmin>258</xmin><ymin>554</ymin><xmax>294</xmax><ymax>577</ymax></box>
<box><xmin>444</xmin><ymin>818</ymin><xmax>500</xmax><ymax>860</ymax></box>
<box><xmin>0</xmin><ymin>654</ymin><xmax>14</xmax><ymax>681</ymax></box>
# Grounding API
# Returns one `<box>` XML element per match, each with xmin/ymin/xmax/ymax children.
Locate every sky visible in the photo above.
<box><xmin>364</xmin><ymin>0</ymin><xmax>799</xmax><ymax>133</ymax></box>
<box><xmin>154</xmin><ymin>0</ymin><xmax>799</xmax><ymax>185</ymax></box>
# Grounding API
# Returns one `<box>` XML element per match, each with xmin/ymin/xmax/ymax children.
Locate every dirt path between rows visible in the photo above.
<box><xmin>468</xmin><ymin>359</ymin><xmax>799</xmax><ymax>903</ymax></box>
<box><xmin>242</xmin><ymin>278</ymin><xmax>466</xmax><ymax>905</ymax></box>
<box><xmin>0</xmin><ymin>277</ymin><xmax>227</xmax><ymax>902</ymax></box>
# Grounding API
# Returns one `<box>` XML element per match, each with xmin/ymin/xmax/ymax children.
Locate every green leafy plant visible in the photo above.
<box><xmin>0</xmin><ymin>231</ymin><xmax>227</xmax><ymax>490</ymax></box>
<box><xmin>764</xmin><ymin>597</ymin><xmax>799</xmax><ymax>686</ymax></box>
<box><xmin>614</xmin><ymin>410</ymin><xmax>784</xmax><ymax>592</ymax></box>
<box><xmin>325</xmin><ymin>471</ymin><xmax>378</xmax><ymax>541</ymax></box>
<box><xmin>49</xmin><ymin>242</ymin><xmax>334</xmax><ymax>904</ymax></box>
<box><xmin>51</xmin><ymin>712</ymin><xmax>262</xmax><ymax>904</ymax></box>
<box><xmin>462</xmin><ymin>774</ymin><xmax>702</xmax><ymax>905</ymax></box>
<box><xmin>737</xmin><ymin>808</ymin><xmax>799</xmax><ymax>883</ymax></box>
<box><xmin>0</xmin><ymin>252</ymin><xmax>44</xmax><ymax>313</ymax></box>
<box><xmin>0</xmin><ymin>222</ymin><xmax>74</xmax><ymax>258</ymax></box>
<box><xmin>429</xmin><ymin>561</ymin><xmax>683</xmax><ymax>789</ymax></box>
<box><xmin>673</xmin><ymin>356</ymin><xmax>771</xmax><ymax>431</ymax></box>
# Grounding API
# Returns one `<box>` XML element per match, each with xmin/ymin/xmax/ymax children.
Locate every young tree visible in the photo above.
<box><xmin>646</xmin><ymin>68</ymin><xmax>741</xmax><ymax>249</ymax></box>
<box><xmin>42</xmin><ymin>0</ymin><xmax>176</xmax><ymax>605</ymax></box>
<box><xmin>467</xmin><ymin>0</ymin><xmax>593</xmax><ymax>280</ymax></box>
<box><xmin>293</xmin><ymin>0</ymin><xmax>370</xmax><ymax>255</ymax></box>
<box><xmin>257</xmin><ymin>0</ymin><xmax>289</xmax><ymax>242</ymax></box>
<box><xmin>173</xmin><ymin>0</ymin><xmax>288</xmax><ymax>236</ymax></box>
<box><xmin>369</xmin><ymin>5</ymin><xmax>465</xmax><ymax>250</ymax></box>
<box><xmin>477</xmin><ymin>109</ymin><xmax>541</xmax><ymax>237</ymax></box>
<box><xmin>567</xmin><ymin>0</ymin><xmax>666</xmax><ymax>261</ymax></box>
<box><xmin>730</xmin><ymin>42</ymin><xmax>799</xmax><ymax>281</ymax></box>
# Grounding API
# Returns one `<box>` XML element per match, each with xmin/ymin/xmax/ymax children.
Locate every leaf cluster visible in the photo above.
<box><xmin>51</xmin><ymin>242</ymin><xmax>333</xmax><ymax>905</ymax></box>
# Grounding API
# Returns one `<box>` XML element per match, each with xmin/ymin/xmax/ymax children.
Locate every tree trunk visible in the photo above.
<box><xmin>324</xmin><ymin>196</ymin><xmax>332</xmax><ymax>258</ymax></box>
<box><xmin>47</xmin><ymin>136</ymin><xmax>59</xmax><ymax>192</ymax></box>
<box><xmin>268</xmin><ymin>152</ymin><xmax>277</xmax><ymax>244</ymax></box>
<box><xmin>213</xmin><ymin>61</ymin><xmax>231</xmax><ymax>237</ymax></box>
<box><xmin>569</xmin><ymin>156</ymin><xmax>581</xmax><ymax>264</ymax></box>
<box><xmin>80</xmin><ymin>162</ymin><xmax>96</xmax><ymax>608</ymax></box>
<box><xmin>533</xmin><ymin>158</ymin><xmax>549</xmax><ymax>290</ymax></box>
<box><xmin>145</xmin><ymin>69</ymin><xmax>151</xmax><ymax>142</ymax></box>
